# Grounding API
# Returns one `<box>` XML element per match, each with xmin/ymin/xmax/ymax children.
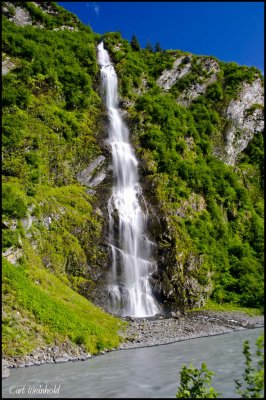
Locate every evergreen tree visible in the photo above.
<box><xmin>155</xmin><ymin>41</ymin><xmax>162</xmax><ymax>52</ymax></box>
<box><xmin>145</xmin><ymin>40</ymin><xmax>153</xmax><ymax>52</ymax></box>
<box><xmin>131</xmin><ymin>34</ymin><xmax>140</xmax><ymax>51</ymax></box>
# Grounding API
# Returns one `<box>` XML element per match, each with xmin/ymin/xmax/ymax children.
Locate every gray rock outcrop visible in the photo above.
<box><xmin>157</xmin><ymin>55</ymin><xmax>220</xmax><ymax>106</ymax></box>
<box><xmin>177</xmin><ymin>58</ymin><xmax>220</xmax><ymax>106</ymax></box>
<box><xmin>156</xmin><ymin>55</ymin><xmax>192</xmax><ymax>90</ymax></box>
<box><xmin>8</xmin><ymin>4</ymin><xmax>32</xmax><ymax>26</ymax></box>
<box><xmin>2</xmin><ymin>57</ymin><xmax>16</xmax><ymax>76</ymax></box>
<box><xmin>217</xmin><ymin>78</ymin><xmax>264</xmax><ymax>165</ymax></box>
<box><xmin>2</xmin><ymin>247</ymin><xmax>23</xmax><ymax>265</ymax></box>
<box><xmin>77</xmin><ymin>155</ymin><xmax>107</xmax><ymax>188</ymax></box>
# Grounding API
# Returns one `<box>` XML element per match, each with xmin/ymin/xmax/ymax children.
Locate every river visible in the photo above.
<box><xmin>2</xmin><ymin>328</ymin><xmax>263</xmax><ymax>398</ymax></box>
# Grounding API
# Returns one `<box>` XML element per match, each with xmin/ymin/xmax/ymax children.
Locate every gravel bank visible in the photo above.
<box><xmin>118</xmin><ymin>310</ymin><xmax>264</xmax><ymax>350</ymax></box>
<box><xmin>2</xmin><ymin>310</ymin><xmax>263</xmax><ymax>378</ymax></box>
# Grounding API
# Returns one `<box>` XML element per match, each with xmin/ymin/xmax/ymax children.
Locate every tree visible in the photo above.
<box><xmin>235</xmin><ymin>335</ymin><xmax>264</xmax><ymax>398</ymax></box>
<box><xmin>176</xmin><ymin>335</ymin><xmax>264</xmax><ymax>398</ymax></box>
<box><xmin>176</xmin><ymin>362</ymin><xmax>220</xmax><ymax>398</ymax></box>
<box><xmin>155</xmin><ymin>41</ymin><xmax>162</xmax><ymax>53</ymax></box>
<box><xmin>131</xmin><ymin>34</ymin><xmax>140</xmax><ymax>51</ymax></box>
<box><xmin>145</xmin><ymin>40</ymin><xmax>153</xmax><ymax>52</ymax></box>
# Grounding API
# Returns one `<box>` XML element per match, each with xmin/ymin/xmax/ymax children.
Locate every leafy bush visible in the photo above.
<box><xmin>235</xmin><ymin>335</ymin><xmax>264</xmax><ymax>398</ymax></box>
<box><xmin>2</xmin><ymin>182</ymin><xmax>28</xmax><ymax>219</ymax></box>
<box><xmin>176</xmin><ymin>335</ymin><xmax>264</xmax><ymax>398</ymax></box>
<box><xmin>176</xmin><ymin>362</ymin><xmax>220</xmax><ymax>398</ymax></box>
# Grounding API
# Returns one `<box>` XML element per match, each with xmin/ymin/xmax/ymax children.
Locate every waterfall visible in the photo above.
<box><xmin>97</xmin><ymin>42</ymin><xmax>160</xmax><ymax>317</ymax></box>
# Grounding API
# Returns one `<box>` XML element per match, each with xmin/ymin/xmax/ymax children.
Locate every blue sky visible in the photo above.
<box><xmin>58</xmin><ymin>2</ymin><xmax>264</xmax><ymax>71</ymax></box>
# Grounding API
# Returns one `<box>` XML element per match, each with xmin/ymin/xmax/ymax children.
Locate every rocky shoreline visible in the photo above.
<box><xmin>119</xmin><ymin>310</ymin><xmax>264</xmax><ymax>350</ymax></box>
<box><xmin>2</xmin><ymin>310</ymin><xmax>264</xmax><ymax>379</ymax></box>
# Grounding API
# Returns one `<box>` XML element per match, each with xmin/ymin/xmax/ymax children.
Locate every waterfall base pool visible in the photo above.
<box><xmin>2</xmin><ymin>328</ymin><xmax>263</xmax><ymax>398</ymax></box>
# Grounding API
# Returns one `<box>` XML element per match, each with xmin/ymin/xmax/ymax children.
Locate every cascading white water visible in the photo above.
<box><xmin>97</xmin><ymin>42</ymin><xmax>160</xmax><ymax>317</ymax></box>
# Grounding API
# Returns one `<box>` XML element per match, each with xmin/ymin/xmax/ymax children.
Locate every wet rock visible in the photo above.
<box><xmin>89</xmin><ymin>172</ymin><xmax>106</xmax><ymax>187</ymax></box>
<box><xmin>77</xmin><ymin>155</ymin><xmax>106</xmax><ymax>194</ymax></box>
<box><xmin>54</xmin><ymin>357</ymin><xmax>69</xmax><ymax>363</ymax></box>
<box><xmin>118</xmin><ymin>97</ymin><xmax>134</xmax><ymax>109</ymax></box>
<box><xmin>170</xmin><ymin>311</ymin><xmax>179</xmax><ymax>318</ymax></box>
<box><xmin>25</xmin><ymin>362</ymin><xmax>35</xmax><ymax>367</ymax></box>
<box><xmin>119</xmin><ymin>311</ymin><xmax>264</xmax><ymax>350</ymax></box>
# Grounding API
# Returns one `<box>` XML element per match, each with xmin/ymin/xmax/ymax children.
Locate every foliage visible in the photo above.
<box><xmin>221</xmin><ymin>62</ymin><xmax>261</xmax><ymax>99</ymax></box>
<box><xmin>176</xmin><ymin>362</ymin><xmax>220</xmax><ymax>398</ymax></box>
<box><xmin>235</xmin><ymin>335</ymin><xmax>264</xmax><ymax>398</ymax></box>
<box><xmin>2</xmin><ymin>257</ymin><xmax>125</xmax><ymax>356</ymax></box>
<box><xmin>100</xmin><ymin>31</ymin><xmax>264</xmax><ymax>310</ymax></box>
<box><xmin>155</xmin><ymin>41</ymin><xmax>162</xmax><ymax>52</ymax></box>
<box><xmin>146</xmin><ymin>41</ymin><xmax>153</xmax><ymax>52</ymax></box>
<box><xmin>2</xmin><ymin>182</ymin><xmax>28</xmax><ymax>219</ymax></box>
<box><xmin>176</xmin><ymin>335</ymin><xmax>264</xmax><ymax>398</ymax></box>
<box><xmin>2</xmin><ymin>2</ymin><xmax>264</xmax><ymax>362</ymax></box>
<box><xmin>190</xmin><ymin>299</ymin><xmax>263</xmax><ymax>316</ymax></box>
<box><xmin>2</xmin><ymin>3</ymin><xmax>114</xmax><ymax>358</ymax></box>
<box><xmin>131</xmin><ymin>34</ymin><xmax>140</xmax><ymax>51</ymax></box>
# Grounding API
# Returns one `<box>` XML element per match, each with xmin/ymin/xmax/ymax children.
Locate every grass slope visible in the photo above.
<box><xmin>2</xmin><ymin>257</ymin><xmax>126</xmax><ymax>357</ymax></box>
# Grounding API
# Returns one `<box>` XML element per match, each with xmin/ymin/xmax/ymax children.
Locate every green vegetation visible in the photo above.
<box><xmin>2</xmin><ymin>2</ymin><xmax>264</xmax><ymax>358</ymax></box>
<box><xmin>190</xmin><ymin>300</ymin><xmax>263</xmax><ymax>316</ymax></box>
<box><xmin>176</xmin><ymin>363</ymin><xmax>220</xmax><ymax>398</ymax></box>
<box><xmin>2</xmin><ymin>3</ymin><xmax>118</xmax><ymax>357</ymax></box>
<box><xmin>221</xmin><ymin>62</ymin><xmax>263</xmax><ymax>99</ymax></box>
<box><xmin>101</xmin><ymin>32</ymin><xmax>263</xmax><ymax>312</ymax></box>
<box><xmin>235</xmin><ymin>335</ymin><xmax>264</xmax><ymax>398</ymax></box>
<box><xmin>2</xmin><ymin>257</ymin><xmax>125</xmax><ymax>356</ymax></box>
<box><xmin>176</xmin><ymin>335</ymin><xmax>264</xmax><ymax>398</ymax></box>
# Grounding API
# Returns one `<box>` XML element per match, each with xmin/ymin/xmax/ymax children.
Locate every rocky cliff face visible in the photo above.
<box><xmin>218</xmin><ymin>78</ymin><xmax>264</xmax><ymax>165</ymax></box>
<box><xmin>157</xmin><ymin>54</ymin><xmax>220</xmax><ymax>107</ymax></box>
<box><xmin>157</xmin><ymin>55</ymin><xmax>192</xmax><ymax>90</ymax></box>
<box><xmin>156</xmin><ymin>57</ymin><xmax>264</xmax><ymax>166</ymax></box>
<box><xmin>2</xmin><ymin>2</ymin><xmax>32</xmax><ymax>26</ymax></box>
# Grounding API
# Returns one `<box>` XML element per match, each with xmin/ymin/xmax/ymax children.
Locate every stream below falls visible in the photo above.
<box><xmin>2</xmin><ymin>328</ymin><xmax>263</xmax><ymax>398</ymax></box>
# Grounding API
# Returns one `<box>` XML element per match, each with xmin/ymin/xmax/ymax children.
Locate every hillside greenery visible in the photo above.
<box><xmin>2</xmin><ymin>257</ymin><xmax>125</xmax><ymax>356</ymax></box>
<box><xmin>102</xmin><ymin>32</ymin><xmax>264</xmax><ymax>311</ymax></box>
<box><xmin>2</xmin><ymin>2</ymin><xmax>122</xmax><ymax>357</ymax></box>
<box><xmin>1</xmin><ymin>1</ymin><xmax>264</xmax><ymax>358</ymax></box>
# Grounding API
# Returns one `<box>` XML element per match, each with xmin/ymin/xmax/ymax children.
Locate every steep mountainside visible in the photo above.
<box><xmin>2</xmin><ymin>1</ymin><xmax>124</xmax><ymax>359</ymax></box>
<box><xmin>2</xmin><ymin>2</ymin><xmax>264</xmax><ymax>358</ymax></box>
<box><xmin>101</xmin><ymin>33</ymin><xmax>264</xmax><ymax>312</ymax></box>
